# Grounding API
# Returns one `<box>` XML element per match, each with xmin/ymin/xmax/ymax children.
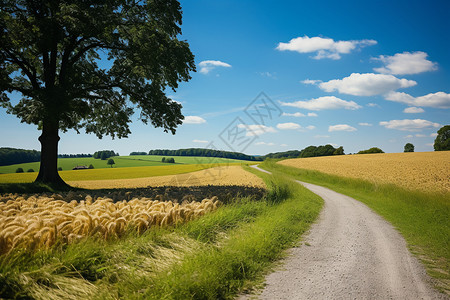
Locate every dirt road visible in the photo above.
<box><xmin>248</xmin><ymin>165</ymin><xmax>445</xmax><ymax>299</ymax></box>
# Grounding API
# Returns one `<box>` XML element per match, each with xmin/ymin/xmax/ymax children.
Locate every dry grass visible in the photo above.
<box><xmin>279</xmin><ymin>151</ymin><xmax>450</xmax><ymax>193</ymax></box>
<box><xmin>68</xmin><ymin>166</ymin><xmax>266</xmax><ymax>189</ymax></box>
<box><xmin>0</xmin><ymin>194</ymin><xmax>221</xmax><ymax>255</ymax></box>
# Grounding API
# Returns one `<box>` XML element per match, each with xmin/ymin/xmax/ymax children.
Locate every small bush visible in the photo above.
<box><xmin>88</xmin><ymin>164</ymin><xmax>94</xmax><ymax>169</ymax></box>
<box><xmin>58</xmin><ymin>167</ymin><xmax>63</xmax><ymax>171</ymax></box>
<box><xmin>15</xmin><ymin>168</ymin><xmax>24</xmax><ymax>173</ymax></box>
<box><xmin>27</xmin><ymin>169</ymin><xmax>34</xmax><ymax>173</ymax></box>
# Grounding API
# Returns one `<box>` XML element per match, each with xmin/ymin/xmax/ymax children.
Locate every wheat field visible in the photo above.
<box><xmin>0</xmin><ymin>194</ymin><xmax>221</xmax><ymax>254</ymax></box>
<box><xmin>279</xmin><ymin>151</ymin><xmax>450</xmax><ymax>193</ymax></box>
<box><xmin>68</xmin><ymin>165</ymin><xmax>265</xmax><ymax>189</ymax></box>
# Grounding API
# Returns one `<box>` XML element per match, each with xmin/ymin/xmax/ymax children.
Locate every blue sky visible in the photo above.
<box><xmin>1</xmin><ymin>0</ymin><xmax>449</xmax><ymax>155</ymax></box>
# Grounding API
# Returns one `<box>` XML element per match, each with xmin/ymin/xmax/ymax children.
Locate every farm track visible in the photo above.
<box><xmin>248</xmin><ymin>165</ymin><xmax>446</xmax><ymax>299</ymax></box>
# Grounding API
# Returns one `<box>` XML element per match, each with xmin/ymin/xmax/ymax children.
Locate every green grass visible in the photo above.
<box><xmin>261</xmin><ymin>159</ymin><xmax>450</xmax><ymax>293</ymax></box>
<box><xmin>0</xmin><ymin>169</ymin><xmax>322</xmax><ymax>299</ymax></box>
<box><xmin>0</xmin><ymin>155</ymin><xmax>254</xmax><ymax>174</ymax></box>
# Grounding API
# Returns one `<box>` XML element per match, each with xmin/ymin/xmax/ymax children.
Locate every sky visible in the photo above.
<box><xmin>1</xmin><ymin>0</ymin><xmax>449</xmax><ymax>156</ymax></box>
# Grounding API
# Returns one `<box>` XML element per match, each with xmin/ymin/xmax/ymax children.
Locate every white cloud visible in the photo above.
<box><xmin>430</xmin><ymin>133</ymin><xmax>438</xmax><ymax>137</ymax></box>
<box><xmin>192</xmin><ymin>139</ymin><xmax>208</xmax><ymax>144</ymax></box>
<box><xmin>328</xmin><ymin>124</ymin><xmax>357</xmax><ymax>132</ymax></box>
<box><xmin>280</xmin><ymin>144</ymin><xmax>288</xmax><ymax>147</ymax></box>
<box><xmin>379</xmin><ymin>119</ymin><xmax>440</xmax><ymax>132</ymax></box>
<box><xmin>315</xmin><ymin>135</ymin><xmax>331</xmax><ymax>138</ymax></box>
<box><xmin>184</xmin><ymin>116</ymin><xmax>206</xmax><ymax>124</ymax></box>
<box><xmin>260</xmin><ymin>72</ymin><xmax>276</xmax><ymax>78</ymax></box>
<box><xmin>373</xmin><ymin>51</ymin><xmax>437</xmax><ymax>75</ymax></box>
<box><xmin>276</xmin><ymin>35</ymin><xmax>376</xmax><ymax>60</ymax></box>
<box><xmin>319</xmin><ymin>73</ymin><xmax>417</xmax><ymax>96</ymax></box>
<box><xmin>385</xmin><ymin>91</ymin><xmax>450</xmax><ymax>109</ymax></box>
<box><xmin>358</xmin><ymin>122</ymin><xmax>373</xmax><ymax>126</ymax></box>
<box><xmin>301</xmin><ymin>79</ymin><xmax>322</xmax><ymax>85</ymax></box>
<box><xmin>367</xmin><ymin>103</ymin><xmax>380</xmax><ymax>108</ymax></box>
<box><xmin>198</xmin><ymin>60</ymin><xmax>231</xmax><ymax>74</ymax></box>
<box><xmin>307</xmin><ymin>112</ymin><xmax>318</xmax><ymax>117</ymax></box>
<box><xmin>237</xmin><ymin>124</ymin><xmax>277</xmax><ymax>136</ymax></box>
<box><xmin>426</xmin><ymin>143</ymin><xmax>434</xmax><ymax>147</ymax></box>
<box><xmin>255</xmin><ymin>141</ymin><xmax>275</xmax><ymax>146</ymax></box>
<box><xmin>280</xmin><ymin>96</ymin><xmax>361</xmax><ymax>111</ymax></box>
<box><xmin>282</xmin><ymin>112</ymin><xmax>305</xmax><ymax>117</ymax></box>
<box><xmin>306</xmin><ymin>125</ymin><xmax>316</xmax><ymax>130</ymax></box>
<box><xmin>415</xmin><ymin>134</ymin><xmax>427</xmax><ymax>138</ymax></box>
<box><xmin>277</xmin><ymin>122</ymin><xmax>301</xmax><ymax>130</ymax></box>
<box><xmin>404</xmin><ymin>135</ymin><xmax>414</xmax><ymax>139</ymax></box>
<box><xmin>403</xmin><ymin>107</ymin><xmax>425</xmax><ymax>114</ymax></box>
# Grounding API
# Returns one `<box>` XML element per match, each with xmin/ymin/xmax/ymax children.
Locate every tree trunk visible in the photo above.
<box><xmin>35</xmin><ymin>119</ymin><xmax>68</xmax><ymax>188</ymax></box>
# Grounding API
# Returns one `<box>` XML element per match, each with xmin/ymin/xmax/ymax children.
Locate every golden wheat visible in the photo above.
<box><xmin>0</xmin><ymin>194</ymin><xmax>221</xmax><ymax>254</ymax></box>
<box><xmin>280</xmin><ymin>151</ymin><xmax>450</xmax><ymax>193</ymax></box>
<box><xmin>68</xmin><ymin>165</ymin><xmax>265</xmax><ymax>189</ymax></box>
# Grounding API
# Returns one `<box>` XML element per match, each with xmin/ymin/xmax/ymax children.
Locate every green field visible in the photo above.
<box><xmin>0</xmin><ymin>155</ymin><xmax>252</xmax><ymax>174</ymax></box>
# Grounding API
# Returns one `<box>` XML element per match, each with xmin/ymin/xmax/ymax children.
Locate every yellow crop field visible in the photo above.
<box><xmin>0</xmin><ymin>194</ymin><xmax>221</xmax><ymax>254</ymax></box>
<box><xmin>69</xmin><ymin>166</ymin><xmax>266</xmax><ymax>189</ymax></box>
<box><xmin>279</xmin><ymin>151</ymin><xmax>450</xmax><ymax>193</ymax></box>
<box><xmin>0</xmin><ymin>163</ymin><xmax>244</xmax><ymax>184</ymax></box>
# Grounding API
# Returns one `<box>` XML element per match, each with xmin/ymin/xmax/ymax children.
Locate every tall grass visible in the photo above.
<box><xmin>261</xmin><ymin>159</ymin><xmax>449</xmax><ymax>293</ymax></box>
<box><xmin>0</xmin><ymin>172</ymin><xmax>322</xmax><ymax>299</ymax></box>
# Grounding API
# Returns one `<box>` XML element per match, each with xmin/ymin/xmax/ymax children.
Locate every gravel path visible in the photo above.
<box><xmin>246</xmin><ymin>165</ymin><xmax>446</xmax><ymax>299</ymax></box>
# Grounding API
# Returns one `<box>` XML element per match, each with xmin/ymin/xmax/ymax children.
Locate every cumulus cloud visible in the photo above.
<box><xmin>280</xmin><ymin>96</ymin><xmax>361</xmax><ymax>111</ymax></box>
<box><xmin>276</xmin><ymin>36</ymin><xmax>376</xmax><ymax>60</ymax></box>
<box><xmin>385</xmin><ymin>91</ymin><xmax>450</xmax><ymax>109</ymax></box>
<box><xmin>198</xmin><ymin>60</ymin><xmax>231</xmax><ymax>74</ymax></box>
<box><xmin>184</xmin><ymin>116</ymin><xmax>206</xmax><ymax>124</ymax></box>
<box><xmin>379</xmin><ymin>119</ymin><xmax>440</xmax><ymax>131</ymax></box>
<box><xmin>306</xmin><ymin>125</ymin><xmax>316</xmax><ymax>130</ymax></box>
<box><xmin>255</xmin><ymin>141</ymin><xmax>275</xmax><ymax>146</ymax></box>
<box><xmin>308</xmin><ymin>112</ymin><xmax>318</xmax><ymax>117</ymax></box>
<box><xmin>403</xmin><ymin>107</ymin><xmax>425</xmax><ymax>113</ymax></box>
<box><xmin>192</xmin><ymin>139</ymin><xmax>208</xmax><ymax>144</ymax></box>
<box><xmin>319</xmin><ymin>73</ymin><xmax>417</xmax><ymax>96</ymax></box>
<box><xmin>374</xmin><ymin>51</ymin><xmax>437</xmax><ymax>75</ymax></box>
<box><xmin>358</xmin><ymin>122</ymin><xmax>373</xmax><ymax>126</ymax></box>
<box><xmin>277</xmin><ymin>122</ymin><xmax>301</xmax><ymax>130</ymax></box>
<box><xmin>237</xmin><ymin>124</ymin><xmax>277</xmax><ymax>136</ymax></box>
<box><xmin>328</xmin><ymin>124</ymin><xmax>357</xmax><ymax>132</ymax></box>
<box><xmin>367</xmin><ymin>103</ymin><xmax>380</xmax><ymax>108</ymax></box>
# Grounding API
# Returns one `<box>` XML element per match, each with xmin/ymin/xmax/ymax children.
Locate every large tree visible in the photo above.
<box><xmin>0</xmin><ymin>0</ymin><xmax>195</xmax><ymax>186</ymax></box>
<box><xmin>434</xmin><ymin>125</ymin><xmax>450</xmax><ymax>151</ymax></box>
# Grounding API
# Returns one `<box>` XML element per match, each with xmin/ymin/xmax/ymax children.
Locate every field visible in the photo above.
<box><xmin>0</xmin><ymin>163</ymin><xmax>249</xmax><ymax>184</ymax></box>
<box><xmin>0</xmin><ymin>168</ymin><xmax>322</xmax><ymax>299</ymax></box>
<box><xmin>0</xmin><ymin>155</ymin><xmax>253</xmax><ymax>174</ymax></box>
<box><xmin>279</xmin><ymin>151</ymin><xmax>450</xmax><ymax>193</ymax></box>
<box><xmin>68</xmin><ymin>165</ymin><xmax>266</xmax><ymax>189</ymax></box>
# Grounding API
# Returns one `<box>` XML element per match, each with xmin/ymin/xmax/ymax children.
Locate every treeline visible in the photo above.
<box><xmin>0</xmin><ymin>147</ymin><xmax>40</xmax><ymax>166</ymax></box>
<box><xmin>58</xmin><ymin>153</ymin><xmax>92</xmax><ymax>158</ymax></box>
<box><xmin>93</xmin><ymin>150</ymin><xmax>117</xmax><ymax>160</ymax></box>
<box><xmin>148</xmin><ymin>148</ymin><xmax>259</xmax><ymax>161</ymax></box>
<box><xmin>262</xmin><ymin>144</ymin><xmax>344</xmax><ymax>160</ymax></box>
<box><xmin>130</xmin><ymin>152</ymin><xmax>147</xmax><ymax>156</ymax></box>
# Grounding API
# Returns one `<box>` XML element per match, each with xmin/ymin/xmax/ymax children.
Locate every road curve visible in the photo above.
<box><xmin>248</xmin><ymin>165</ymin><xmax>445</xmax><ymax>299</ymax></box>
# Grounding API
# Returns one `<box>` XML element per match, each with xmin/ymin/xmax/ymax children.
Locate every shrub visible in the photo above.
<box><xmin>27</xmin><ymin>169</ymin><xmax>34</xmax><ymax>172</ymax></box>
<box><xmin>161</xmin><ymin>157</ymin><xmax>165</xmax><ymax>162</ymax></box>
<box><xmin>15</xmin><ymin>168</ymin><xmax>24</xmax><ymax>173</ymax></box>
<box><xmin>357</xmin><ymin>147</ymin><xmax>384</xmax><ymax>154</ymax></box>
<box><xmin>88</xmin><ymin>164</ymin><xmax>94</xmax><ymax>169</ymax></box>
<box><xmin>58</xmin><ymin>167</ymin><xmax>63</xmax><ymax>171</ymax></box>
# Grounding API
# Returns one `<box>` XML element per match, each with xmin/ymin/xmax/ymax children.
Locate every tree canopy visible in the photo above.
<box><xmin>0</xmin><ymin>0</ymin><xmax>195</xmax><ymax>186</ymax></box>
<box><xmin>434</xmin><ymin>125</ymin><xmax>450</xmax><ymax>151</ymax></box>
<box><xmin>404</xmin><ymin>143</ymin><xmax>414</xmax><ymax>152</ymax></box>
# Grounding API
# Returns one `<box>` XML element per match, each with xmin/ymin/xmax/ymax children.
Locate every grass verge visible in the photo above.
<box><xmin>261</xmin><ymin>159</ymin><xmax>450</xmax><ymax>294</ymax></box>
<box><xmin>0</xmin><ymin>171</ymin><xmax>322</xmax><ymax>299</ymax></box>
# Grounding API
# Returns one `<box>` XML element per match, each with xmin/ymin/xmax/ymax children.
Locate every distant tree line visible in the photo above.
<box><xmin>130</xmin><ymin>152</ymin><xmax>148</xmax><ymax>156</ymax></box>
<box><xmin>58</xmin><ymin>153</ymin><xmax>92</xmax><ymax>158</ymax></box>
<box><xmin>0</xmin><ymin>147</ymin><xmax>40</xmax><ymax>166</ymax></box>
<box><xmin>148</xmin><ymin>148</ymin><xmax>259</xmax><ymax>161</ymax></box>
<box><xmin>262</xmin><ymin>145</ymin><xmax>345</xmax><ymax>160</ymax></box>
<box><xmin>357</xmin><ymin>147</ymin><xmax>384</xmax><ymax>154</ymax></box>
<box><xmin>93</xmin><ymin>150</ymin><xmax>117</xmax><ymax>160</ymax></box>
